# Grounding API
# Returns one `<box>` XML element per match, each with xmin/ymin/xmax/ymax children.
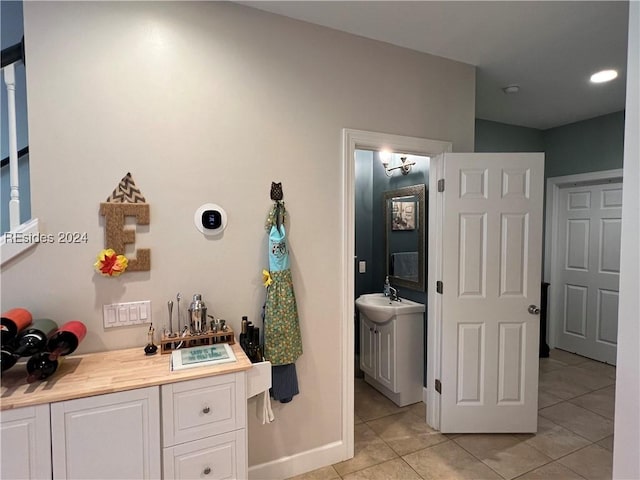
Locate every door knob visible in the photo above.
<box><xmin>528</xmin><ymin>305</ymin><xmax>541</xmax><ymax>315</ymax></box>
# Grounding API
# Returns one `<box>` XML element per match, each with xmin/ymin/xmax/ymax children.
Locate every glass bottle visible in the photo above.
<box><xmin>47</xmin><ymin>320</ymin><xmax>87</xmax><ymax>360</ymax></box>
<box><xmin>1</xmin><ymin>344</ymin><xmax>19</xmax><ymax>373</ymax></box>
<box><xmin>13</xmin><ymin>318</ymin><xmax>59</xmax><ymax>357</ymax></box>
<box><xmin>1</xmin><ymin>308</ymin><xmax>32</xmax><ymax>344</ymax></box>
<box><xmin>239</xmin><ymin>316</ymin><xmax>248</xmax><ymax>352</ymax></box>
<box><xmin>26</xmin><ymin>352</ymin><xmax>61</xmax><ymax>383</ymax></box>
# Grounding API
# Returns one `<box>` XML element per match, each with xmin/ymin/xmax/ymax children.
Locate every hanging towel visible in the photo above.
<box><xmin>256</xmin><ymin>391</ymin><xmax>275</xmax><ymax>424</ymax></box>
<box><xmin>391</xmin><ymin>251</ymin><xmax>419</xmax><ymax>280</ymax></box>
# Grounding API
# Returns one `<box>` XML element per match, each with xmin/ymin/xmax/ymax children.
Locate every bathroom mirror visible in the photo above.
<box><xmin>383</xmin><ymin>184</ymin><xmax>426</xmax><ymax>291</ymax></box>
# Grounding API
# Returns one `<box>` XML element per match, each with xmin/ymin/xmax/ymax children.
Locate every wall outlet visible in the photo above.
<box><xmin>103</xmin><ymin>301</ymin><xmax>151</xmax><ymax>329</ymax></box>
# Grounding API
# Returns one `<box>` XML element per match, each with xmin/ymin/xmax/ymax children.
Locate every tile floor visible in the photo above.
<box><xmin>290</xmin><ymin>349</ymin><xmax>616</xmax><ymax>480</ymax></box>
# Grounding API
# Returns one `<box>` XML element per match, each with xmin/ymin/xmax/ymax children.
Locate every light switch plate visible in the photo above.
<box><xmin>359</xmin><ymin>260</ymin><xmax>367</xmax><ymax>273</ymax></box>
<box><xmin>103</xmin><ymin>301</ymin><xmax>151</xmax><ymax>329</ymax></box>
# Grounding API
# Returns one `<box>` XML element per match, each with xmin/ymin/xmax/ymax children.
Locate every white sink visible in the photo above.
<box><xmin>355</xmin><ymin>293</ymin><xmax>425</xmax><ymax>324</ymax></box>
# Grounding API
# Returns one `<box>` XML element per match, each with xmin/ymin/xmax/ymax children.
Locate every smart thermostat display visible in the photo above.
<box><xmin>194</xmin><ymin>203</ymin><xmax>228</xmax><ymax>236</ymax></box>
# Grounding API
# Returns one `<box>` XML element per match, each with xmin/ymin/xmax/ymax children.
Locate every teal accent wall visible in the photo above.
<box><xmin>354</xmin><ymin>149</ymin><xmax>430</xmax><ymax>303</ymax></box>
<box><xmin>355</xmin><ymin>150</ymin><xmax>374</xmax><ymax>299</ymax></box>
<box><xmin>475</xmin><ymin>111</ymin><xmax>626</xmax><ymax>179</ymax></box>
<box><xmin>475</xmin><ymin>119</ymin><xmax>544</xmax><ymax>153</ymax></box>
<box><xmin>544</xmin><ymin>111</ymin><xmax>625</xmax><ymax>178</ymax></box>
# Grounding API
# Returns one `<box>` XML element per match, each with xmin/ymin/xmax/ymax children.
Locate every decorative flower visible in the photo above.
<box><xmin>262</xmin><ymin>269</ymin><xmax>273</xmax><ymax>287</ymax></box>
<box><xmin>94</xmin><ymin>249</ymin><xmax>128</xmax><ymax>276</ymax></box>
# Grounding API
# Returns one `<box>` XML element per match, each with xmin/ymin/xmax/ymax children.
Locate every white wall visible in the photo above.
<box><xmin>1</xmin><ymin>1</ymin><xmax>475</xmax><ymax>473</ymax></box>
<box><xmin>613</xmin><ymin>1</ymin><xmax>640</xmax><ymax>478</ymax></box>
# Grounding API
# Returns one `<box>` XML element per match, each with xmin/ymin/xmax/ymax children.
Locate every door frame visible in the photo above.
<box><xmin>341</xmin><ymin>129</ymin><xmax>451</xmax><ymax>455</ymax></box>
<box><xmin>544</xmin><ymin>169</ymin><xmax>623</xmax><ymax>350</ymax></box>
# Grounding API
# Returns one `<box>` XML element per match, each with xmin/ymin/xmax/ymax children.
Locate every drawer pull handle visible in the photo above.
<box><xmin>203</xmin><ymin>467</ymin><xmax>212</xmax><ymax>475</ymax></box>
<box><xmin>202</xmin><ymin>406</ymin><xmax>211</xmax><ymax>414</ymax></box>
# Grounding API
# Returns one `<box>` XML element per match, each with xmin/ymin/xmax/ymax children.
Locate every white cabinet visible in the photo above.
<box><xmin>0</xmin><ymin>405</ymin><xmax>51</xmax><ymax>480</ymax></box>
<box><xmin>359</xmin><ymin>311</ymin><xmax>423</xmax><ymax>407</ymax></box>
<box><xmin>360</xmin><ymin>316</ymin><xmax>376</xmax><ymax>378</ymax></box>
<box><xmin>50</xmin><ymin>386</ymin><xmax>161</xmax><ymax>480</ymax></box>
<box><xmin>360</xmin><ymin>316</ymin><xmax>396</xmax><ymax>391</ymax></box>
<box><xmin>375</xmin><ymin>320</ymin><xmax>396</xmax><ymax>392</ymax></box>
<box><xmin>162</xmin><ymin>373</ymin><xmax>247</xmax><ymax>480</ymax></box>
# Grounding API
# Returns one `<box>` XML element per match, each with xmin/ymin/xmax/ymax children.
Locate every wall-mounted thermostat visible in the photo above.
<box><xmin>194</xmin><ymin>203</ymin><xmax>228</xmax><ymax>236</ymax></box>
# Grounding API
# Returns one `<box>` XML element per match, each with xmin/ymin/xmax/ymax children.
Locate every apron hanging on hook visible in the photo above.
<box><xmin>263</xmin><ymin>181</ymin><xmax>303</xmax><ymax>403</ymax></box>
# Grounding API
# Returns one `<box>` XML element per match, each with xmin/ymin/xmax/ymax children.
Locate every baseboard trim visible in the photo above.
<box><xmin>248</xmin><ymin>440</ymin><xmax>346</xmax><ymax>480</ymax></box>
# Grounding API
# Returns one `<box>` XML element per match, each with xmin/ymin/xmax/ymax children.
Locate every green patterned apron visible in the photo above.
<box><xmin>264</xmin><ymin>204</ymin><xmax>303</xmax><ymax>365</ymax></box>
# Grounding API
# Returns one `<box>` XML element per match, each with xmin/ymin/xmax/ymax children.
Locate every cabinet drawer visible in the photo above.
<box><xmin>163</xmin><ymin>430</ymin><xmax>247</xmax><ymax>480</ymax></box>
<box><xmin>162</xmin><ymin>373</ymin><xmax>246</xmax><ymax>446</ymax></box>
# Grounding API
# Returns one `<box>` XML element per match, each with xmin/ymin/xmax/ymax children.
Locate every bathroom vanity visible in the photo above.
<box><xmin>356</xmin><ymin>293</ymin><xmax>425</xmax><ymax>406</ymax></box>
<box><xmin>0</xmin><ymin>344</ymin><xmax>256</xmax><ymax>479</ymax></box>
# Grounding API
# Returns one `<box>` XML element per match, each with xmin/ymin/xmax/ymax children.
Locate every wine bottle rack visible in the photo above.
<box><xmin>160</xmin><ymin>327</ymin><xmax>235</xmax><ymax>354</ymax></box>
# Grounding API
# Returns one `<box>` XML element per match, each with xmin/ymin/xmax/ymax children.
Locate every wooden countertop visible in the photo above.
<box><xmin>0</xmin><ymin>343</ymin><xmax>252</xmax><ymax>411</ymax></box>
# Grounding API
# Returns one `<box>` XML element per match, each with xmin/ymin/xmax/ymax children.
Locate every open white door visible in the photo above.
<box><xmin>436</xmin><ymin>153</ymin><xmax>544</xmax><ymax>433</ymax></box>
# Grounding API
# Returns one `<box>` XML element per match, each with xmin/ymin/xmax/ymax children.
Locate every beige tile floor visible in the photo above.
<box><xmin>290</xmin><ymin>349</ymin><xmax>615</xmax><ymax>480</ymax></box>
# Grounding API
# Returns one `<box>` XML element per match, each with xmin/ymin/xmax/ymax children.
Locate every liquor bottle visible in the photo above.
<box><xmin>26</xmin><ymin>352</ymin><xmax>60</xmax><ymax>383</ymax></box>
<box><xmin>1</xmin><ymin>308</ymin><xmax>32</xmax><ymax>344</ymax></box>
<box><xmin>47</xmin><ymin>320</ymin><xmax>87</xmax><ymax>360</ymax></box>
<box><xmin>239</xmin><ymin>316</ymin><xmax>248</xmax><ymax>352</ymax></box>
<box><xmin>245</xmin><ymin>323</ymin><xmax>255</xmax><ymax>359</ymax></box>
<box><xmin>1</xmin><ymin>343</ymin><xmax>19</xmax><ymax>373</ymax></box>
<box><xmin>13</xmin><ymin>318</ymin><xmax>59</xmax><ymax>357</ymax></box>
<box><xmin>251</xmin><ymin>327</ymin><xmax>264</xmax><ymax>362</ymax></box>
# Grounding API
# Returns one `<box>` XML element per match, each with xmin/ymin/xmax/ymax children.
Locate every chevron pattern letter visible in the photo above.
<box><xmin>99</xmin><ymin>172</ymin><xmax>151</xmax><ymax>272</ymax></box>
<box><xmin>106</xmin><ymin>172</ymin><xmax>146</xmax><ymax>203</ymax></box>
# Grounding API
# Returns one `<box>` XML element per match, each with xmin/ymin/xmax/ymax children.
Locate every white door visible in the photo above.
<box><xmin>437</xmin><ymin>153</ymin><xmax>544</xmax><ymax>433</ymax></box>
<box><xmin>554</xmin><ymin>182</ymin><xmax>622</xmax><ymax>364</ymax></box>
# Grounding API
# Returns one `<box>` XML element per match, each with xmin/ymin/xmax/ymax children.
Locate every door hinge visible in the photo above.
<box><xmin>436</xmin><ymin>281</ymin><xmax>443</xmax><ymax>294</ymax></box>
<box><xmin>437</xmin><ymin>179</ymin><xmax>445</xmax><ymax>192</ymax></box>
<box><xmin>435</xmin><ymin>379</ymin><xmax>442</xmax><ymax>394</ymax></box>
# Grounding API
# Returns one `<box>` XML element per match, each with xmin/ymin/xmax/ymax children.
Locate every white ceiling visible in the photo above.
<box><xmin>238</xmin><ymin>1</ymin><xmax>629</xmax><ymax>130</ymax></box>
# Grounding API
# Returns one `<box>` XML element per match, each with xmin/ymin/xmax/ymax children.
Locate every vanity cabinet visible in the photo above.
<box><xmin>0</xmin><ymin>404</ymin><xmax>51</xmax><ymax>480</ymax></box>
<box><xmin>50</xmin><ymin>387</ymin><xmax>161</xmax><ymax>479</ymax></box>
<box><xmin>162</xmin><ymin>372</ymin><xmax>247</xmax><ymax>480</ymax></box>
<box><xmin>360</xmin><ymin>316</ymin><xmax>396</xmax><ymax>392</ymax></box>
<box><xmin>359</xmin><ymin>312</ymin><xmax>423</xmax><ymax>407</ymax></box>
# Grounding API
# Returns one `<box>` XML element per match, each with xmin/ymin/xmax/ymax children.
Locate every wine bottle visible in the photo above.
<box><xmin>47</xmin><ymin>320</ymin><xmax>87</xmax><ymax>360</ymax></box>
<box><xmin>1</xmin><ymin>344</ymin><xmax>19</xmax><ymax>373</ymax></box>
<box><xmin>26</xmin><ymin>352</ymin><xmax>61</xmax><ymax>383</ymax></box>
<box><xmin>13</xmin><ymin>318</ymin><xmax>59</xmax><ymax>357</ymax></box>
<box><xmin>1</xmin><ymin>308</ymin><xmax>32</xmax><ymax>344</ymax></box>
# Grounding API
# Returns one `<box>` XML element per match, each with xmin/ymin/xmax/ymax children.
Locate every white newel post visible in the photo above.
<box><xmin>4</xmin><ymin>63</ymin><xmax>20</xmax><ymax>230</ymax></box>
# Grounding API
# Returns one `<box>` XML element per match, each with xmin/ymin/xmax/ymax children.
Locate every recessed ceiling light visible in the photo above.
<box><xmin>590</xmin><ymin>69</ymin><xmax>618</xmax><ymax>83</ymax></box>
<box><xmin>502</xmin><ymin>85</ymin><xmax>520</xmax><ymax>94</ymax></box>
